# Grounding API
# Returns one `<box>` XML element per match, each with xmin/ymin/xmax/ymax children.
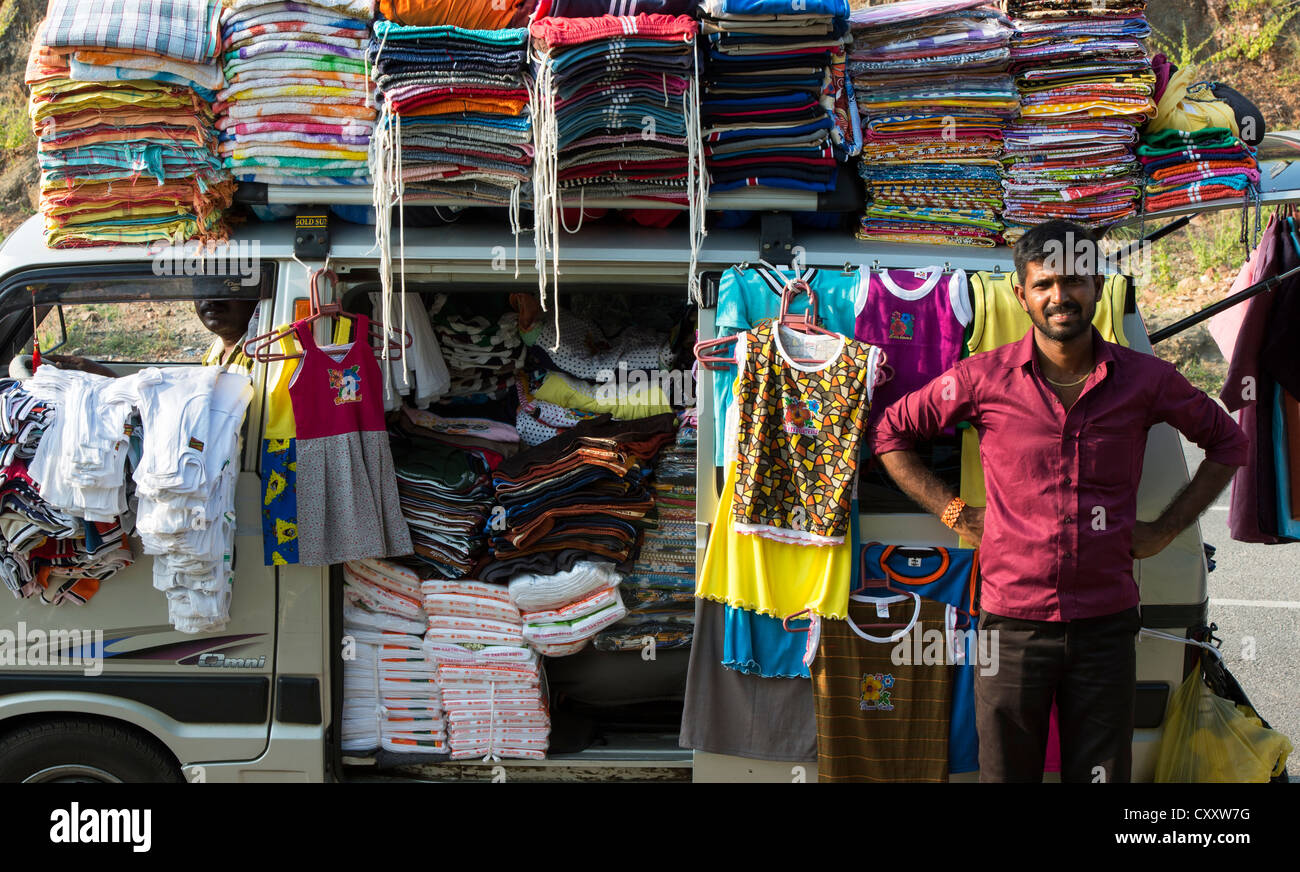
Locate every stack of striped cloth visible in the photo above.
<box><xmin>421</xmin><ymin>578</ymin><xmax>550</xmax><ymax>761</ymax></box>
<box><xmin>530</xmin><ymin>11</ymin><xmax>703</xmax><ymax>260</ymax></box>
<box><xmin>216</xmin><ymin>0</ymin><xmax>376</xmax><ymax>189</ymax></box>
<box><xmin>25</xmin><ymin>0</ymin><xmax>231</xmax><ymax>247</ymax></box>
<box><xmin>698</xmin><ymin>0</ymin><xmax>850</xmax><ymax>194</ymax></box>
<box><xmin>1139</xmin><ymin>127</ymin><xmax>1260</xmax><ymax>214</ymax></box>
<box><xmin>595</xmin><ymin>414</ymin><xmax>697</xmax><ymax>653</ymax></box>
<box><xmin>367</xmin><ymin>1</ymin><xmax>534</xmax><ymax>210</ymax></box>
<box><xmin>1002</xmin><ymin>0</ymin><xmax>1156</xmax><ymax>239</ymax></box>
<box><xmin>342</xmin><ymin>559</ymin><xmax>446</xmax><ymax>755</ymax></box>
<box><xmin>849</xmin><ymin>0</ymin><xmax>1017</xmax><ymax>247</ymax></box>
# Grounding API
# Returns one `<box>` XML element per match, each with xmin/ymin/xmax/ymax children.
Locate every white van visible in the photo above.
<box><xmin>0</xmin><ymin>177</ymin><xmax>1287</xmax><ymax>782</ymax></box>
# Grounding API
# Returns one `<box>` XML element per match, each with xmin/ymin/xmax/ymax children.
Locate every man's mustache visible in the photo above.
<box><xmin>1045</xmin><ymin>303</ymin><xmax>1082</xmax><ymax>317</ymax></box>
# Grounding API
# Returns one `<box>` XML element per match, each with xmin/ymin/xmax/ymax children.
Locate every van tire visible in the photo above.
<box><xmin>0</xmin><ymin>718</ymin><xmax>182</xmax><ymax>783</ymax></box>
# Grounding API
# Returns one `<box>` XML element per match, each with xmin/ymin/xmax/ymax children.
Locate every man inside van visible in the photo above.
<box><xmin>870</xmin><ymin>219</ymin><xmax>1249</xmax><ymax>783</ymax></box>
<box><xmin>40</xmin><ymin>296</ymin><xmax>259</xmax><ymax>376</ymax></box>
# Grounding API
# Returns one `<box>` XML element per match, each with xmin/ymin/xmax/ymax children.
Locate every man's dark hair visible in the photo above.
<box><xmin>1013</xmin><ymin>219</ymin><xmax>1101</xmax><ymax>285</ymax></box>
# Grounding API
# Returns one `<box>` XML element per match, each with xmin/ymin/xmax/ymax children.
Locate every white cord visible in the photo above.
<box><xmin>1138</xmin><ymin>627</ymin><xmax>1225</xmax><ymax>662</ymax></box>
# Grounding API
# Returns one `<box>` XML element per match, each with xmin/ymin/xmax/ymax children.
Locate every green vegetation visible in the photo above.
<box><xmin>36</xmin><ymin>303</ymin><xmax>190</xmax><ymax>361</ymax></box>
<box><xmin>0</xmin><ymin>100</ymin><xmax>30</xmax><ymax>152</ymax></box>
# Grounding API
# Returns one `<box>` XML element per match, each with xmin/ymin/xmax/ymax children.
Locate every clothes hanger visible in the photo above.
<box><xmin>694</xmin><ymin>280</ymin><xmax>887</xmax><ymax>371</ymax></box>
<box><xmin>243</xmin><ymin>268</ymin><xmax>413</xmax><ymax>363</ymax></box>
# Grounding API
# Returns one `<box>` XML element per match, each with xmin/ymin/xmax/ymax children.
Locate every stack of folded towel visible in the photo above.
<box><xmin>26</xmin><ymin>0</ymin><xmax>232</xmax><ymax>246</ymax></box>
<box><xmin>216</xmin><ymin>0</ymin><xmax>377</xmax><ymax>188</ymax></box>
<box><xmin>1139</xmin><ymin>127</ymin><xmax>1259</xmax><ymax>213</ymax></box>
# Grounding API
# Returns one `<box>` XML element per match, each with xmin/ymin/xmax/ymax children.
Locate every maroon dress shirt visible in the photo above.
<box><xmin>870</xmin><ymin>327</ymin><xmax>1250</xmax><ymax>621</ymax></box>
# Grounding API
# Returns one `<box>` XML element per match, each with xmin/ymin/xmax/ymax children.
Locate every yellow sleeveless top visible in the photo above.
<box><xmin>697</xmin><ymin>460</ymin><xmax>854</xmax><ymax>620</ymax></box>
<box><xmin>958</xmin><ymin>272</ymin><xmax>1132</xmax><ymax>539</ymax></box>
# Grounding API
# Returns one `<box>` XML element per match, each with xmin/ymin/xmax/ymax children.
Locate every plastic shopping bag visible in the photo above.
<box><xmin>1154</xmin><ymin>660</ymin><xmax>1293</xmax><ymax>783</ymax></box>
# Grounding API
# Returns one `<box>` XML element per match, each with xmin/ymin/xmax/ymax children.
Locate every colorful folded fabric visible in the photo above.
<box><xmin>1001</xmin><ymin>0</ymin><xmax>1156</xmax><ymax>234</ymax></box>
<box><xmin>216</xmin><ymin>0</ymin><xmax>376</xmax><ymax>188</ymax></box>
<box><xmin>1137</xmin><ymin>126</ymin><xmax>1259</xmax><ymax>214</ymax></box>
<box><xmin>368</xmin><ymin>21</ymin><xmax>533</xmax><ymax>209</ymax></box>
<box><xmin>701</xmin><ymin>2</ymin><xmax>851</xmax><ymax>194</ymax></box>
<box><xmin>851</xmin><ymin>4</ymin><xmax>1016</xmax><ymax>245</ymax></box>
<box><xmin>26</xmin><ymin>4</ymin><xmax>232</xmax><ymax>247</ymax></box>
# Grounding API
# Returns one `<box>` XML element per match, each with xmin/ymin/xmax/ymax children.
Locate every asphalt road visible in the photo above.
<box><xmin>1180</xmin><ymin>432</ymin><xmax>1300</xmax><ymax>775</ymax></box>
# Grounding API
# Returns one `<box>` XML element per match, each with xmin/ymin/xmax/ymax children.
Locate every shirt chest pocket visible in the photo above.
<box><xmin>1080</xmin><ymin>424</ymin><xmax>1143</xmax><ymax>489</ymax></box>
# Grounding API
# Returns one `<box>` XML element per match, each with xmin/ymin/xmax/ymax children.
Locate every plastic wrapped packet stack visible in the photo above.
<box><xmin>25</xmin><ymin>0</ymin><xmax>232</xmax><ymax>247</ymax></box>
<box><xmin>510</xmin><ymin>561</ymin><xmax>628</xmax><ymax>657</ymax></box>
<box><xmin>422</xmin><ymin>578</ymin><xmax>549</xmax><ymax>761</ymax></box>
<box><xmin>216</xmin><ymin>0</ymin><xmax>377</xmax><ymax>189</ymax></box>
<box><xmin>343</xmin><ymin>559</ymin><xmax>446</xmax><ymax>754</ymax></box>
<box><xmin>849</xmin><ymin>0</ymin><xmax>1017</xmax><ymax>247</ymax></box>
<box><xmin>1002</xmin><ymin>0</ymin><xmax>1156</xmax><ymax>240</ymax></box>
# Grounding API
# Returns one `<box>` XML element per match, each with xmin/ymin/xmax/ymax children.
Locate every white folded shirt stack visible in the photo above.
<box><xmin>508</xmin><ymin>560</ymin><xmax>627</xmax><ymax>657</ymax></box>
<box><xmin>132</xmin><ymin>368</ymin><xmax>252</xmax><ymax>634</ymax></box>
<box><xmin>421</xmin><ymin>578</ymin><xmax>550</xmax><ymax>761</ymax></box>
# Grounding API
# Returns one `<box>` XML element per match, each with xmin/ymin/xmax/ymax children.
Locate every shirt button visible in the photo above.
<box><xmin>1064</xmin><ymin>516</ymin><xmax>1073</xmax><ymax>524</ymax></box>
<box><xmin>1064</xmin><ymin>551</ymin><xmax>1073</xmax><ymax>559</ymax></box>
<box><xmin>1063</xmin><ymin>476</ymin><xmax>1072</xmax><ymax>485</ymax></box>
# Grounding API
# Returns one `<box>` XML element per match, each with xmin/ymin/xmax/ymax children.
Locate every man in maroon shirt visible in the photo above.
<box><xmin>871</xmin><ymin>220</ymin><xmax>1249</xmax><ymax>782</ymax></box>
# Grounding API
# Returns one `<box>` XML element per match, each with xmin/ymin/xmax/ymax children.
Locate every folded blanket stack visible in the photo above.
<box><xmin>595</xmin><ymin>414</ymin><xmax>696</xmax><ymax>652</ymax></box>
<box><xmin>25</xmin><ymin>0</ymin><xmax>232</xmax><ymax>247</ymax></box>
<box><xmin>1139</xmin><ymin>127</ymin><xmax>1259</xmax><ymax>213</ymax></box>
<box><xmin>343</xmin><ymin>559</ymin><xmax>446</xmax><ymax>754</ymax></box>
<box><xmin>367</xmin><ymin>20</ymin><xmax>533</xmax><ymax>209</ymax></box>
<box><xmin>421</xmin><ymin>578</ymin><xmax>549</xmax><ymax>760</ymax></box>
<box><xmin>390</xmin><ymin>435</ymin><xmax>494</xmax><ymax>578</ymax></box>
<box><xmin>510</xmin><ymin>560</ymin><xmax>627</xmax><ymax>657</ymax></box>
<box><xmin>849</xmin><ymin>0</ymin><xmax>1017</xmax><ymax>247</ymax></box>
<box><xmin>483</xmin><ymin>413</ymin><xmax>677</xmax><ymax>584</ymax></box>
<box><xmin>698</xmin><ymin>0</ymin><xmax>850</xmax><ymax>194</ymax></box>
<box><xmin>1001</xmin><ymin>0</ymin><xmax>1156</xmax><ymax>237</ymax></box>
<box><xmin>216</xmin><ymin>0</ymin><xmax>377</xmax><ymax>188</ymax></box>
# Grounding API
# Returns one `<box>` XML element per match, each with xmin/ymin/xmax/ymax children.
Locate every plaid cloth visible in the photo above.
<box><xmin>44</xmin><ymin>0</ymin><xmax>222</xmax><ymax>64</ymax></box>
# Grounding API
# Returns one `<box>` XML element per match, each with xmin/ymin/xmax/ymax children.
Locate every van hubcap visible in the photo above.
<box><xmin>23</xmin><ymin>765</ymin><xmax>122</xmax><ymax>783</ymax></box>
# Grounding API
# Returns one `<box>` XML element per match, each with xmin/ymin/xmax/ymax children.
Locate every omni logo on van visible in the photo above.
<box><xmin>197</xmin><ymin>653</ymin><xmax>266</xmax><ymax>668</ymax></box>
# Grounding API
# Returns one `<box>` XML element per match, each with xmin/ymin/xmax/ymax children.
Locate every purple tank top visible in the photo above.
<box><xmin>854</xmin><ymin>267</ymin><xmax>969</xmax><ymax>426</ymax></box>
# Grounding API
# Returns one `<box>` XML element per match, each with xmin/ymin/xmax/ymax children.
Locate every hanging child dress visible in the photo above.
<box><xmin>288</xmin><ymin>315</ymin><xmax>413</xmax><ymax>565</ymax></box>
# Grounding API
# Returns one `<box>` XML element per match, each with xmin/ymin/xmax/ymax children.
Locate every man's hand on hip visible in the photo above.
<box><xmin>956</xmin><ymin>504</ymin><xmax>985</xmax><ymax>548</ymax></box>
<box><xmin>1130</xmin><ymin>519</ymin><xmax>1176</xmax><ymax>560</ymax></box>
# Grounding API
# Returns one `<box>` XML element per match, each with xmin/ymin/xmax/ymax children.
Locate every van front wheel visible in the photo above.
<box><xmin>0</xmin><ymin>718</ymin><xmax>182</xmax><ymax>783</ymax></box>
